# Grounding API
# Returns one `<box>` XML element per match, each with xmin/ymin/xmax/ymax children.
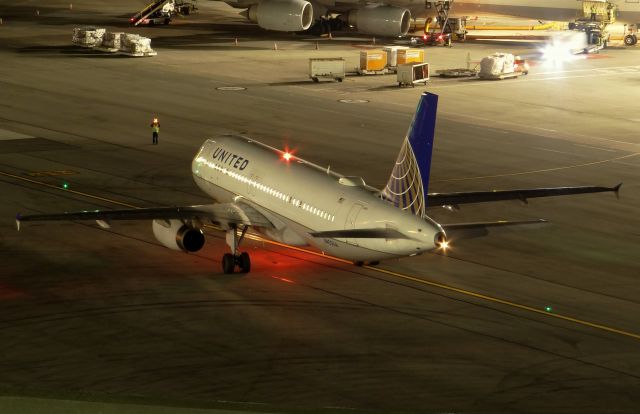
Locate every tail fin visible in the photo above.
<box><xmin>381</xmin><ymin>92</ymin><xmax>438</xmax><ymax>217</ymax></box>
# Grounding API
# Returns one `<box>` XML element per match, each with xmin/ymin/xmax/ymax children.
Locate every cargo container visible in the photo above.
<box><xmin>397</xmin><ymin>48</ymin><xmax>424</xmax><ymax>65</ymax></box>
<box><xmin>382</xmin><ymin>46</ymin><xmax>409</xmax><ymax>68</ymax></box>
<box><xmin>397</xmin><ymin>63</ymin><xmax>429</xmax><ymax>87</ymax></box>
<box><xmin>309</xmin><ymin>58</ymin><xmax>346</xmax><ymax>82</ymax></box>
<box><xmin>359</xmin><ymin>50</ymin><xmax>388</xmax><ymax>73</ymax></box>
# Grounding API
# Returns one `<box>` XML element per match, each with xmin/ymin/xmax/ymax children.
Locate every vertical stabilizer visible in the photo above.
<box><xmin>381</xmin><ymin>92</ymin><xmax>438</xmax><ymax>217</ymax></box>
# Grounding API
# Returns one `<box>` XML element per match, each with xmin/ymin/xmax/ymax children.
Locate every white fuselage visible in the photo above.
<box><xmin>191</xmin><ymin>135</ymin><xmax>443</xmax><ymax>262</ymax></box>
<box><xmin>449</xmin><ymin>0</ymin><xmax>640</xmax><ymax>22</ymax></box>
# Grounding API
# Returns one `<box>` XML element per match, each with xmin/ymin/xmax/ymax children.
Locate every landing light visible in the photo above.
<box><xmin>439</xmin><ymin>240</ymin><xmax>449</xmax><ymax>250</ymax></box>
<box><xmin>282</xmin><ymin>152</ymin><xmax>292</xmax><ymax>161</ymax></box>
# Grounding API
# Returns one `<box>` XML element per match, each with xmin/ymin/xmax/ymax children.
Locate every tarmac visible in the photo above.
<box><xmin>1</xmin><ymin>1</ymin><xmax>639</xmax><ymax>413</ymax></box>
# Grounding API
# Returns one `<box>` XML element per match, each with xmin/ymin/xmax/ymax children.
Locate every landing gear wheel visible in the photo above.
<box><xmin>238</xmin><ymin>252</ymin><xmax>251</xmax><ymax>273</ymax></box>
<box><xmin>624</xmin><ymin>34</ymin><xmax>637</xmax><ymax>46</ymax></box>
<box><xmin>222</xmin><ymin>253</ymin><xmax>235</xmax><ymax>274</ymax></box>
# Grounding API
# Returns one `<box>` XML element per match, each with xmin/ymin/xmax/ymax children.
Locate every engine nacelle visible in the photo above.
<box><xmin>152</xmin><ymin>219</ymin><xmax>205</xmax><ymax>253</ymax></box>
<box><xmin>347</xmin><ymin>7</ymin><xmax>411</xmax><ymax>37</ymax></box>
<box><xmin>245</xmin><ymin>0</ymin><xmax>313</xmax><ymax>32</ymax></box>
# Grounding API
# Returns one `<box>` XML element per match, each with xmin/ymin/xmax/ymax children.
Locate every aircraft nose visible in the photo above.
<box><xmin>434</xmin><ymin>231</ymin><xmax>449</xmax><ymax>250</ymax></box>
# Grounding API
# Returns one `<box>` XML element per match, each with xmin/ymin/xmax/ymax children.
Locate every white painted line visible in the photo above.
<box><xmin>0</xmin><ymin>129</ymin><xmax>34</xmax><ymax>141</ymax></box>
<box><xmin>215</xmin><ymin>86</ymin><xmax>246</xmax><ymax>91</ymax></box>
<box><xmin>338</xmin><ymin>99</ymin><xmax>369</xmax><ymax>103</ymax></box>
<box><xmin>574</xmin><ymin>144</ymin><xmax>616</xmax><ymax>152</ymax></box>
<box><xmin>534</xmin><ymin>147</ymin><xmax>572</xmax><ymax>155</ymax></box>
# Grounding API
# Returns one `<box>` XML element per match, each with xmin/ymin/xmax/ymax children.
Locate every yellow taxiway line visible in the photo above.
<box><xmin>4</xmin><ymin>169</ymin><xmax>640</xmax><ymax>341</ymax></box>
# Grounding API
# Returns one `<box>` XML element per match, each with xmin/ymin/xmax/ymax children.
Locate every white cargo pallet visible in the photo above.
<box><xmin>478</xmin><ymin>71</ymin><xmax>524</xmax><ymax>80</ymax></box>
<box><xmin>357</xmin><ymin>68</ymin><xmax>391</xmax><ymax>75</ymax></box>
<box><xmin>93</xmin><ymin>46</ymin><xmax>119</xmax><ymax>53</ymax></box>
<box><xmin>120</xmin><ymin>50</ymin><xmax>158</xmax><ymax>57</ymax></box>
<box><xmin>79</xmin><ymin>46</ymin><xmax>157</xmax><ymax>57</ymax></box>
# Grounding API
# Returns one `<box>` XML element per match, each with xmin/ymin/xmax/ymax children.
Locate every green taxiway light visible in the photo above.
<box><xmin>545</xmin><ymin>306</ymin><xmax>553</xmax><ymax>312</ymax></box>
<box><xmin>62</xmin><ymin>182</ymin><xmax>69</xmax><ymax>189</ymax></box>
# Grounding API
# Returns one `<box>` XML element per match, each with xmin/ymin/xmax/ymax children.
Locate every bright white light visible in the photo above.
<box><xmin>540</xmin><ymin>32</ymin><xmax>587</xmax><ymax>67</ymax></box>
<box><xmin>440</xmin><ymin>240</ymin><xmax>450</xmax><ymax>250</ymax></box>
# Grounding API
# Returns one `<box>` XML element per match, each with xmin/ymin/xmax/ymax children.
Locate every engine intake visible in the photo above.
<box><xmin>347</xmin><ymin>7</ymin><xmax>411</xmax><ymax>37</ymax></box>
<box><xmin>152</xmin><ymin>219</ymin><xmax>205</xmax><ymax>253</ymax></box>
<box><xmin>245</xmin><ymin>0</ymin><xmax>313</xmax><ymax>32</ymax></box>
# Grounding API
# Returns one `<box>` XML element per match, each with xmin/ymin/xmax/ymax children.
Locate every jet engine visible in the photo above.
<box><xmin>244</xmin><ymin>0</ymin><xmax>313</xmax><ymax>32</ymax></box>
<box><xmin>346</xmin><ymin>7</ymin><xmax>411</xmax><ymax>37</ymax></box>
<box><xmin>152</xmin><ymin>219</ymin><xmax>205</xmax><ymax>252</ymax></box>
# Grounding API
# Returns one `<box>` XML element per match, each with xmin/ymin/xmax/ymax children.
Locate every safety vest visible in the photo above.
<box><xmin>151</xmin><ymin>123</ymin><xmax>160</xmax><ymax>133</ymax></box>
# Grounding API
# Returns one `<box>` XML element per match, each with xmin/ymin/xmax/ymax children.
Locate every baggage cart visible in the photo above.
<box><xmin>397</xmin><ymin>48</ymin><xmax>424</xmax><ymax>65</ymax></box>
<box><xmin>309</xmin><ymin>58</ymin><xmax>345</xmax><ymax>82</ymax></box>
<box><xmin>358</xmin><ymin>50</ymin><xmax>389</xmax><ymax>75</ymax></box>
<box><xmin>397</xmin><ymin>63</ymin><xmax>429</xmax><ymax>87</ymax></box>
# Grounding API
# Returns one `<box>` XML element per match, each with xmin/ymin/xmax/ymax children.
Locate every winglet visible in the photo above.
<box><xmin>15</xmin><ymin>213</ymin><xmax>21</xmax><ymax>232</ymax></box>
<box><xmin>613</xmin><ymin>182</ymin><xmax>622</xmax><ymax>200</ymax></box>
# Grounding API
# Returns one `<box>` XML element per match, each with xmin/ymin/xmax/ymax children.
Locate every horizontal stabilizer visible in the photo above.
<box><xmin>428</xmin><ymin>184</ymin><xmax>621</xmax><ymax>207</ymax></box>
<box><xmin>309</xmin><ymin>228</ymin><xmax>413</xmax><ymax>240</ymax></box>
<box><xmin>442</xmin><ymin>219</ymin><xmax>548</xmax><ymax>240</ymax></box>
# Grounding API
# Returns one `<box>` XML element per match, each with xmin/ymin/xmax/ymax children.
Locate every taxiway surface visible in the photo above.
<box><xmin>1</xmin><ymin>1</ymin><xmax>639</xmax><ymax>413</ymax></box>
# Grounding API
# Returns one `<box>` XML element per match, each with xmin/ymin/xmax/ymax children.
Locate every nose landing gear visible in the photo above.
<box><xmin>222</xmin><ymin>224</ymin><xmax>251</xmax><ymax>274</ymax></box>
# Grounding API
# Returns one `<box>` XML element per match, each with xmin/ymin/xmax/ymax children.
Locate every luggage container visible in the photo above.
<box><xmin>359</xmin><ymin>50</ymin><xmax>388</xmax><ymax>74</ymax></box>
<box><xmin>478</xmin><ymin>52</ymin><xmax>522</xmax><ymax>80</ymax></box>
<box><xmin>397</xmin><ymin>48</ymin><xmax>424</xmax><ymax>65</ymax></box>
<box><xmin>382</xmin><ymin>46</ymin><xmax>409</xmax><ymax>68</ymax></box>
<box><xmin>309</xmin><ymin>58</ymin><xmax>346</xmax><ymax>82</ymax></box>
<box><xmin>397</xmin><ymin>63</ymin><xmax>429</xmax><ymax>87</ymax></box>
<box><xmin>72</xmin><ymin>27</ymin><xmax>106</xmax><ymax>48</ymax></box>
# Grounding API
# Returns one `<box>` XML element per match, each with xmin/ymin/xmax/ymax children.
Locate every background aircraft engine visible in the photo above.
<box><xmin>152</xmin><ymin>219</ymin><xmax>205</xmax><ymax>252</ymax></box>
<box><xmin>347</xmin><ymin>7</ymin><xmax>411</xmax><ymax>37</ymax></box>
<box><xmin>245</xmin><ymin>0</ymin><xmax>313</xmax><ymax>32</ymax></box>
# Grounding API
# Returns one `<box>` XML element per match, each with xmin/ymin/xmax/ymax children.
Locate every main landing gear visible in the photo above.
<box><xmin>222</xmin><ymin>224</ymin><xmax>251</xmax><ymax>274</ymax></box>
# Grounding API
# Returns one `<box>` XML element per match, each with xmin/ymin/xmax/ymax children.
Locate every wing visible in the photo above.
<box><xmin>441</xmin><ymin>219</ymin><xmax>548</xmax><ymax>240</ymax></box>
<box><xmin>427</xmin><ymin>183</ymin><xmax>621</xmax><ymax>208</ymax></box>
<box><xmin>16</xmin><ymin>202</ymin><xmax>274</xmax><ymax>230</ymax></box>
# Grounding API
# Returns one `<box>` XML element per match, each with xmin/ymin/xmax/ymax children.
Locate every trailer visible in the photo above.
<box><xmin>309</xmin><ymin>58</ymin><xmax>345</xmax><ymax>82</ymax></box>
<box><xmin>397</xmin><ymin>63</ymin><xmax>429</xmax><ymax>87</ymax></box>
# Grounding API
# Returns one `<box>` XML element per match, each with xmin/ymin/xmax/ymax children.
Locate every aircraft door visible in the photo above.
<box><xmin>344</xmin><ymin>202</ymin><xmax>364</xmax><ymax>246</ymax></box>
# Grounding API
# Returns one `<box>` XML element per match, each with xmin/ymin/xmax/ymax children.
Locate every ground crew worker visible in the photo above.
<box><xmin>590</xmin><ymin>4</ymin><xmax>597</xmax><ymax>21</ymax></box>
<box><xmin>150</xmin><ymin>118</ymin><xmax>160</xmax><ymax>145</ymax></box>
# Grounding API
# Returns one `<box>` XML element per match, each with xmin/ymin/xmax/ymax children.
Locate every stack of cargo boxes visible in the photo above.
<box><xmin>359</xmin><ymin>50</ymin><xmax>388</xmax><ymax>74</ymax></box>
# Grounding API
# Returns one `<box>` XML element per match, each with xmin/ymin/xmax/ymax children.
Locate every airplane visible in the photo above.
<box><xmin>133</xmin><ymin>1</ymin><xmax>639</xmax><ymax>40</ymax></box>
<box><xmin>16</xmin><ymin>92</ymin><xmax>621</xmax><ymax>274</ymax></box>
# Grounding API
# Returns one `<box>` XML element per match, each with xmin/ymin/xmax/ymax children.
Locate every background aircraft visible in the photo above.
<box><xmin>16</xmin><ymin>93</ymin><xmax>620</xmax><ymax>273</ymax></box>
<box><xmin>133</xmin><ymin>0</ymin><xmax>639</xmax><ymax>38</ymax></box>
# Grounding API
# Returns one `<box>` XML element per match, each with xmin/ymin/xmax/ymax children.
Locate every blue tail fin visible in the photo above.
<box><xmin>381</xmin><ymin>92</ymin><xmax>438</xmax><ymax>217</ymax></box>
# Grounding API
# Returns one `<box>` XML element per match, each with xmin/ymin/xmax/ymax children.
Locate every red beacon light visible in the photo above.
<box><xmin>282</xmin><ymin>152</ymin><xmax>292</xmax><ymax>161</ymax></box>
